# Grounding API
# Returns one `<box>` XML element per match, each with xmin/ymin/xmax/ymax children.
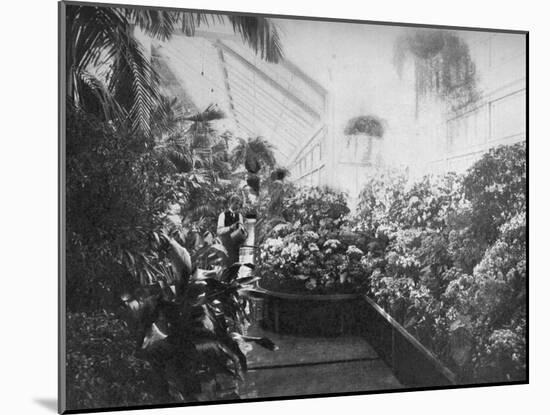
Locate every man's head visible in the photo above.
<box><xmin>228</xmin><ymin>195</ymin><xmax>242</xmax><ymax>211</ymax></box>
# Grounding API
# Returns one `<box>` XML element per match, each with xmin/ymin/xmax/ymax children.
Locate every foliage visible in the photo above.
<box><xmin>257</xmin><ymin>187</ymin><xmax>370</xmax><ymax>294</ymax></box>
<box><xmin>66</xmin><ymin>107</ymin><xmax>180</xmax><ymax>310</ymax></box>
<box><xmin>65</xmin><ymin>89</ymin><xmax>244</xmax><ymax>310</ymax></box>
<box><xmin>354</xmin><ymin>142</ymin><xmax>526</xmax><ymax>383</ymax></box>
<box><xmin>343</xmin><ymin>114</ymin><xmax>386</xmax><ymax>162</ymax></box>
<box><xmin>66</xmin><ymin>103</ymin><xmax>235</xmax><ymax>309</ymax></box>
<box><xmin>270</xmin><ymin>167</ymin><xmax>290</xmax><ymax>181</ymax></box>
<box><xmin>230</xmin><ymin>136</ymin><xmax>277</xmax><ymax>174</ymax></box>
<box><xmin>282</xmin><ymin>186</ymin><xmax>350</xmax><ymax>230</ymax></box>
<box><xmin>393</xmin><ymin>29</ymin><xmax>479</xmax><ymax>112</ymax></box>
<box><xmin>178</xmin><ymin>175</ymin><xmax>239</xmax><ymax>246</ymax></box>
<box><xmin>66</xmin><ymin>237</ymin><xmax>275</xmax><ymax>408</ymax></box>
<box><xmin>119</xmin><ymin>239</ymin><xmax>275</xmax><ymax>402</ymax></box>
<box><xmin>153</xmin><ymin>102</ymin><xmax>233</xmax><ymax>178</ymax></box>
<box><xmin>66</xmin><ymin>5</ymin><xmax>162</xmax><ymax>133</ymax></box>
<box><xmin>355</xmin><ymin>168</ymin><xmax>463</xmax><ymax>233</ymax></box>
<box><xmin>66</xmin><ymin>4</ymin><xmax>283</xmax><ymax>134</ymax></box>
<box><xmin>66</xmin><ymin>311</ymin><xmax>157</xmax><ymax>410</ymax></box>
<box><xmin>462</xmin><ymin>143</ymin><xmax>527</xmax><ymax>244</ymax></box>
<box><xmin>355</xmin><ymin>167</ymin><xmax>408</xmax><ymax>231</ymax></box>
<box><xmin>344</xmin><ymin>115</ymin><xmax>385</xmax><ymax>137</ymax></box>
<box><xmin>181</xmin><ymin>104</ymin><xmax>226</xmax><ymax>149</ymax></box>
<box><xmin>64</xmin><ymin>3</ymin><xmax>286</xmax><ymax>406</ymax></box>
<box><xmin>152</xmin><ymin>103</ymin><xmax>247</xmax><ymax>251</ymax></box>
<box><xmin>391</xmin><ymin>173</ymin><xmax>464</xmax><ymax>230</ymax></box>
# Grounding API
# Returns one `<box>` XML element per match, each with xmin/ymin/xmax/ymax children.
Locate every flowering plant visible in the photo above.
<box><xmin>282</xmin><ymin>186</ymin><xmax>350</xmax><ymax>233</ymax></box>
<box><xmin>257</xmin><ymin>186</ymin><xmax>369</xmax><ymax>294</ymax></box>
<box><xmin>351</xmin><ymin>142</ymin><xmax>526</xmax><ymax>383</ymax></box>
<box><xmin>258</xmin><ymin>230</ymin><xmax>369</xmax><ymax>294</ymax></box>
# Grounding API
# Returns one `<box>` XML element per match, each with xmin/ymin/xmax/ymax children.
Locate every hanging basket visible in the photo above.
<box><xmin>343</xmin><ymin>115</ymin><xmax>385</xmax><ymax>137</ymax></box>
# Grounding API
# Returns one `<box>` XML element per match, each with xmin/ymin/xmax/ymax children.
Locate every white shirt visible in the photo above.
<box><xmin>217</xmin><ymin>209</ymin><xmax>243</xmax><ymax>236</ymax></box>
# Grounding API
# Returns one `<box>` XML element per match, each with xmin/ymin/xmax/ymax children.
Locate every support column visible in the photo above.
<box><xmin>325</xmin><ymin>66</ymin><xmax>340</xmax><ymax>190</ymax></box>
<box><xmin>239</xmin><ymin>219</ymin><xmax>256</xmax><ymax>263</ymax></box>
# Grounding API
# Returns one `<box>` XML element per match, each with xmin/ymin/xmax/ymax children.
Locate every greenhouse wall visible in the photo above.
<box><xmin>417</xmin><ymin>32</ymin><xmax>527</xmax><ymax>175</ymax></box>
<box><xmin>145</xmin><ymin>25</ymin><xmax>526</xmax><ymax>200</ymax></box>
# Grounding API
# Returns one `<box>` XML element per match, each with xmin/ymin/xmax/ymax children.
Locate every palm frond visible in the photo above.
<box><xmin>270</xmin><ymin>166</ymin><xmax>290</xmax><ymax>181</ymax></box>
<box><xmin>151</xmin><ymin>96</ymin><xmax>186</xmax><ymax>137</ymax></box>
<box><xmin>67</xmin><ymin>5</ymin><xmax>166</xmax><ymax>134</ymax></box>
<box><xmin>71</xmin><ymin>69</ymin><xmax>127</xmax><ymax>124</ymax></box>
<box><xmin>67</xmin><ymin>5</ymin><xmax>283</xmax><ymax>136</ymax></box>
<box><xmin>124</xmin><ymin>8</ymin><xmax>178</xmax><ymax>41</ymax></box>
<box><xmin>229</xmin><ymin>137</ymin><xmax>248</xmax><ymax>169</ymax></box>
<box><xmin>109</xmin><ymin>30</ymin><xmax>165</xmax><ymax>134</ymax></box>
<box><xmin>180</xmin><ymin>104</ymin><xmax>225</xmax><ymax>123</ymax></box>
<box><xmin>227</xmin><ymin>15</ymin><xmax>284</xmax><ymax>63</ymax></box>
<box><xmin>154</xmin><ymin>135</ymin><xmax>194</xmax><ymax>172</ymax></box>
<box><xmin>180</xmin><ymin>13</ymin><xmax>283</xmax><ymax>63</ymax></box>
<box><xmin>67</xmin><ymin>6</ymin><xmax>126</xmax><ymax>74</ymax></box>
<box><xmin>230</xmin><ymin>136</ymin><xmax>277</xmax><ymax>173</ymax></box>
<box><xmin>248</xmin><ymin>136</ymin><xmax>276</xmax><ymax>168</ymax></box>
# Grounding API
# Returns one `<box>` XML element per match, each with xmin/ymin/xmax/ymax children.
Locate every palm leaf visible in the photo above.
<box><xmin>67</xmin><ymin>6</ymin><xmax>166</xmax><ymax>134</ymax></box>
<box><xmin>109</xmin><ymin>31</ymin><xmax>164</xmax><ymax>134</ymax></box>
<box><xmin>227</xmin><ymin>15</ymin><xmax>284</xmax><ymax>63</ymax></box>
<box><xmin>230</xmin><ymin>136</ymin><xmax>277</xmax><ymax>172</ymax></box>
<box><xmin>270</xmin><ymin>166</ymin><xmax>290</xmax><ymax>181</ymax></box>
<box><xmin>67</xmin><ymin>6</ymin><xmax>283</xmax><ymax>135</ymax></box>
<box><xmin>125</xmin><ymin>8</ymin><xmax>178</xmax><ymax>41</ymax></box>
<box><xmin>180</xmin><ymin>13</ymin><xmax>283</xmax><ymax>63</ymax></box>
<box><xmin>72</xmin><ymin>70</ymin><xmax>127</xmax><ymax>124</ymax></box>
<box><xmin>180</xmin><ymin>104</ymin><xmax>225</xmax><ymax>123</ymax></box>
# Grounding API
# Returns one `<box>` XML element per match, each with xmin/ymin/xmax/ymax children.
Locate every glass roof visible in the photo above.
<box><xmin>152</xmin><ymin>33</ymin><xmax>327</xmax><ymax>166</ymax></box>
<box><xmin>147</xmin><ymin>22</ymin><xmax>526</xmax><ymax>197</ymax></box>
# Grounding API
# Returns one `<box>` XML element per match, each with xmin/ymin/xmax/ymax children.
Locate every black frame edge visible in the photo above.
<box><xmin>57</xmin><ymin>2</ymin><xmax>530</xmax><ymax>413</ymax></box>
<box><xmin>61</xmin><ymin>0</ymin><xmax>528</xmax><ymax>35</ymax></box>
<box><xmin>59</xmin><ymin>1</ymin><xmax>67</xmax><ymax>414</ymax></box>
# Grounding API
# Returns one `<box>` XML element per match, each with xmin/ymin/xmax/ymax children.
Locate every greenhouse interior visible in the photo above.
<box><xmin>63</xmin><ymin>4</ymin><xmax>527</xmax><ymax>411</ymax></box>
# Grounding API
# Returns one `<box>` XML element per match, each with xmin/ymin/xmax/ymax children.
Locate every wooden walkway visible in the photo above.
<box><xmin>238</xmin><ymin>323</ymin><xmax>402</xmax><ymax>399</ymax></box>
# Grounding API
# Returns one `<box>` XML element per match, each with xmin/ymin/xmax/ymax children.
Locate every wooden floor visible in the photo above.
<box><xmin>238</xmin><ymin>323</ymin><xmax>402</xmax><ymax>399</ymax></box>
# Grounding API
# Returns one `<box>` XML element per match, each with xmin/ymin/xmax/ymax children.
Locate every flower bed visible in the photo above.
<box><xmin>352</xmin><ymin>142</ymin><xmax>526</xmax><ymax>383</ymax></box>
<box><xmin>257</xmin><ymin>186</ymin><xmax>370</xmax><ymax>295</ymax></box>
<box><xmin>255</xmin><ymin>186</ymin><xmax>370</xmax><ymax>334</ymax></box>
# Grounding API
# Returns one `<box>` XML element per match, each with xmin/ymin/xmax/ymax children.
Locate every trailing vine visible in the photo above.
<box><xmin>394</xmin><ymin>29</ymin><xmax>480</xmax><ymax>115</ymax></box>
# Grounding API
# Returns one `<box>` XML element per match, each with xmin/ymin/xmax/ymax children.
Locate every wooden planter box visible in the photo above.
<box><xmin>254</xmin><ymin>287</ymin><xmax>362</xmax><ymax>336</ymax></box>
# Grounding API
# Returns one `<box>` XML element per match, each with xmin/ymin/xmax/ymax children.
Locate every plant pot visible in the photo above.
<box><xmin>257</xmin><ymin>285</ymin><xmax>362</xmax><ymax>336</ymax></box>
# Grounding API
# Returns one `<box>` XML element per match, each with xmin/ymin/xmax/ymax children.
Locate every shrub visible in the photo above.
<box><xmin>66</xmin><ymin>108</ymin><xmax>178</xmax><ymax>310</ymax></box>
<box><xmin>66</xmin><ymin>311</ymin><xmax>158</xmax><ymax>410</ymax></box>
<box><xmin>354</xmin><ymin>142</ymin><xmax>526</xmax><ymax>383</ymax></box>
<box><xmin>282</xmin><ymin>186</ymin><xmax>350</xmax><ymax>231</ymax></box>
<box><xmin>257</xmin><ymin>186</ymin><xmax>370</xmax><ymax>294</ymax></box>
<box><xmin>118</xmin><ymin>240</ymin><xmax>276</xmax><ymax>402</ymax></box>
<box><xmin>462</xmin><ymin>143</ymin><xmax>526</xmax><ymax>244</ymax></box>
<box><xmin>258</xmin><ymin>230</ymin><xmax>369</xmax><ymax>294</ymax></box>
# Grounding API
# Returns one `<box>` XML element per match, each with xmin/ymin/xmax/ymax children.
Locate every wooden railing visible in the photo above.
<box><xmin>358</xmin><ymin>296</ymin><xmax>457</xmax><ymax>387</ymax></box>
<box><xmin>245</xmin><ymin>287</ymin><xmax>457</xmax><ymax>387</ymax></box>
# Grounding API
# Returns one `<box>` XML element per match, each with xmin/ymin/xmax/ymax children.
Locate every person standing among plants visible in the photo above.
<box><xmin>217</xmin><ymin>195</ymin><xmax>246</xmax><ymax>265</ymax></box>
